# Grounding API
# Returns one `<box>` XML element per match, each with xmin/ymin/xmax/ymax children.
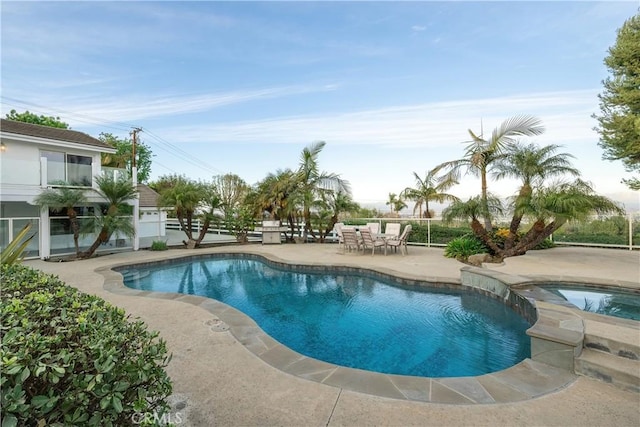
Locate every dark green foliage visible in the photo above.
<box><xmin>594</xmin><ymin>12</ymin><xmax>640</xmax><ymax>189</ymax></box>
<box><xmin>150</xmin><ymin>240</ymin><xmax>168</xmax><ymax>251</ymax></box>
<box><xmin>554</xmin><ymin>216</ymin><xmax>638</xmax><ymax>246</ymax></box>
<box><xmin>532</xmin><ymin>238</ymin><xmax>555</xmax><ymax>250</ymax></box>
<box><xmin>0</xmin><ymin>265</ymin><xmax>172</xmax><ymax>426</ymax></box>
<box><xmin>99</xmin><ymin>133</ymin><xmax>154</xmax><ymax>184</ymax></box>
<box><xmin>444</xmin><ymin>236</ymin><xmax>488</xmax><ymax>259</ymax></box>
<box><xmin>406</xmin><ymin>222</ymin><xmax>473</xmax><ymax>244</ymax></box>
<box><xmin>5</xmin><ymin>109</ymin><xmax>69</xmax><ymax>129</ymax></box>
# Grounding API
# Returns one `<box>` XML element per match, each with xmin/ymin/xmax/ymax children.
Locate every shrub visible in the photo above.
<box><xmin>150</xmin><ymin>240</ymin><xmax>168</xmax><ymax>251</ymax></box>
<box><xmin>532</xmin><ymin>238</ymin><xmax>555</xmax><ymax>250</ymax></box>
<box><xmin>0</xmin><ymin>222</ymin><xmax>35</xmax><ymax>266</ymax></box>
<box><xmin>1</xmin><ymin>265</ymin><xmax>172</xmax><ymax>426</ymax></box>
<box><xmin>444</xmin><ymin>236</ymin><xmax>488</xmax><ymax>260</ymax></box>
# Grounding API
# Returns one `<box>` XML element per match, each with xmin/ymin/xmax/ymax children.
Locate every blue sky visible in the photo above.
<box><xmin>2</xmin><ymin>1</ymin><xmax>639</xmax><ymax>212</ymax></box>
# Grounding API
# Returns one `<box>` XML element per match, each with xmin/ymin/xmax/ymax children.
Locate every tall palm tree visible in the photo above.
<box><xmin>402</xmin><ymin>169</ymin><xmax>459</xmax><ymax>218</ymax></box>
<box><xmin>34</xmin><ymin>186</ymin><xmax>88</xmax><ymax>256</ymax></box>
<box><xmin>435</xmin><ymin>115</ymin><xmax>545</xmax><ymax>230</ymax></box>
<box><xmin>80</xmin><ymin>175</ymin><xmax>137</xmax><ymax>258</ymax></box>
<box><xmin>493</xmin><ymin>143</ymin><xmax>580</xmax><ymax>248</ymax></box>
<box><xmin>296</xmin><ymin>141</ymin><xmax>350</xmax><ymax>240</ymax></box>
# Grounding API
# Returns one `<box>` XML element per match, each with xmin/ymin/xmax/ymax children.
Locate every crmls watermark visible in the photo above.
<box><xmin>131</xmin><ymin>411</ymin><xmax>184</xmax><ymax>425</ymax></box>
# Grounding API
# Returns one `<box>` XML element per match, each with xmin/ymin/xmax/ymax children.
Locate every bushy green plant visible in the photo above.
<box><xmin>0</xmin><ymin>265</ymin><xmax>172</xmax><ymax>426</ymax></box>
<box><xmin>532</xmin><ymin>238</ymin><xmax>555</xmax><ymax>250</ymax></box>
<box><xmin>225</xmin><ymin>206</ymin><xmax>255</xmax><ymax>243</ymax></box>
<box><xmin>444</xmin><ymin>236</ymin><xmax>488</xmax><ymax>260</ymax></box>
<box><xmin>150</xmin><ymin>240</ymin><xmax>168</xmax><ymax>251</ymax></box>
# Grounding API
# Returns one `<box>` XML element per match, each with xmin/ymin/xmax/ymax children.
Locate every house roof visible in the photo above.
<box><xmin>137</xmin><ymin>184</ymin><xmax>163</xmax><ymax>208</ymax></box>
<box><xmin>0</xmin><ymin>119</ymin><xmax>114</xmax><ymax>151</ymax></box>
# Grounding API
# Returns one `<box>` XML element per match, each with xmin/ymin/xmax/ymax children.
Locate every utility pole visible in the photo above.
<box><xmin>130</xmin><ymin>127</ymin><xmax>142</xmax><ymax>251</ymax></box>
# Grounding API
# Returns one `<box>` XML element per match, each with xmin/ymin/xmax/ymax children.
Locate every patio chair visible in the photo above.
<box><xmin>386</xmin><ymin>224</ymin><xmax>412</xmax><ymax>256</ymax></box>
<box><xmin>341</xmin><ymin>227</ymin><xmax>360</xmax><ymax>254</ymax></box>
<box><xmin>366</xmin><ymin>222</ymin><xmax>380</xmax><ymax>235</ymax></box>
<box><xmin>334</xmin><ymin>222</ymin><xmax>345</xmax><ymax>250</ymax></box>
<box><xmin>360</xmin><ymin>227</ymin><xmax>387</xmax><ymax>256</ymax></box>
<box><xmin>385</xmin><ymin>223</ymin><xmax>401</xmax><ymax>239</ymax></box>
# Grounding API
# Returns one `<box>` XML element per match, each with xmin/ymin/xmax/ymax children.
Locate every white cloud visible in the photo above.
<box><xmin>154</xmin><ymin>89</ymin><xmax>601</xmax><ymax>150</ymax></box>
<box><xmin>411</xmin><ymin>25</ymin><xmax>427</xmax><ymax>32</ymax></box>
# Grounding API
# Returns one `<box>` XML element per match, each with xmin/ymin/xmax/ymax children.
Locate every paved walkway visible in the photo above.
<box><xmin>25</xmin><ymin>244</ymin><xmax>640</xmax><ymax>426</ymax></box>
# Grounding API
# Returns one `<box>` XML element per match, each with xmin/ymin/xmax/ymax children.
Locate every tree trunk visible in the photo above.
<box><xmin>502</xmin><ymin>220</ymin><xmax>562</xmax><ymax>257</ymax></box>
<box><xmin>194</xmin><ymin>218</ymin><xmax>211</xmax><ymax>247</ymax></box>
<box><xmin>470</xmin><ymin>218</ymin><xmax>502</xmax><ymax>255</ymax></box>
<box><xmin>480</xmin><ymin>170</ymin><xmax>493</xmax><ymax>232</ymax></box>
<box><xmin>67</xmin><ymin>209</ymin><xmax>80</xmax><ymax>255</ymax></box>
<box><xmin>177</xmin><ymin>215</ymin><xmax>193</xmax><ymax>241</ymax></box>
<box><xmin>505</xmin><ymin>184</ymin><xmax>532</xmax><ymax>250</ymax></box>
<box><xmin>79</xmin><ymin>229</ymin><xmax>109</xmax><ymax>259</ymax></box>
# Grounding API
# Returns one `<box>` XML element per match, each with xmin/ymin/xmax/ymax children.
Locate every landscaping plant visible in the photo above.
<box><xmin>0</xmin><ymin>265</ymin><xmax>173</xmax><ymax>426</ymax></box>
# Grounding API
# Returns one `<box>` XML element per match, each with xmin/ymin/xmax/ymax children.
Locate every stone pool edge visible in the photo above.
<box><xmin>96</xmin><ymin>250</ymin><xmax>578</xmax><ymax>405</ymax></box>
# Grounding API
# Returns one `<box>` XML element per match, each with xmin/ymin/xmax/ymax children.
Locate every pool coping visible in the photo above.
<box><xmin>94</xmin><ymin>250</ymin><xmax>589</xmax><ymax>405</ymax></box>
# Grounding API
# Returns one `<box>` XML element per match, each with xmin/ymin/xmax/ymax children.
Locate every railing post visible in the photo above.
<box><xmin>629</xmin><ymin>214</ymin><xmax>633</xmax><ymax>251</ymax></box>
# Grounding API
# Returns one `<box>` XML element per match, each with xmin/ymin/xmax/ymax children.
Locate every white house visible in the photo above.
<box><xmin>0</xmin><ymin>119</ymin><xmax>164</xmax><ymax>259</ymax></box>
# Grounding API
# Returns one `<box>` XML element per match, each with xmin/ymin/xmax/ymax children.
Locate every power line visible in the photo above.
<box><xmin>142</xmin><ymin>128</ymin><xmax>224</xmax><ymax>176</ymax></box>
<box><xmin>1</xmin><ymin>96</ymin><xmax>225</xmax><ymax>178</ymax></box>
<box><xmin>0</xmin><ymin>96</ymin><xmax>134</xmax><ymax>132</ymax></box>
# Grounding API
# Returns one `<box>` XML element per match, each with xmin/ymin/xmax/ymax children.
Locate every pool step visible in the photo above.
<box><xmin>575</xmin><ymin>316</ymin><xmax>640</xmax><ymax>393</ymax></box>
<box><xmin>575</xmin><ymin>348</ymin><xmax>640</xmax><ymax>392</ymax></box>
<box><xmin>582</xmin><ymin>317</ymin><xmax>640</xmax><ymax>361</ymax></box>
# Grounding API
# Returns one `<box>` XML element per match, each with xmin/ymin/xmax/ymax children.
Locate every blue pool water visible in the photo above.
<box><xmin>120</xmin><ymin>257</ymin><xmax>531</xmax><ymax>377</ymax></box>
<box><xmin>543</xmin><ymin>285</ymin><xmax>640</xmax><ymax>321</ymax></box>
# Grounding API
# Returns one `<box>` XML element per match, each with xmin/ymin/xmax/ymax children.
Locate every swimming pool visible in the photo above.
<box><xmin>541</xmin><ymin>284</ymin><xmax>640</xmax><ymax>321</ymax></box>
<box><xmin>119</xmin><ymin>256</ymin><xmax>531</xmax><ymax>377</ymax></box>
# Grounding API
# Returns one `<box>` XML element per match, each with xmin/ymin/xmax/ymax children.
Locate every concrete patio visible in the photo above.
<box><xmin>24</xmin><ymin>244</ymin><xmax>640</xmax><ymax>426</ymax></box>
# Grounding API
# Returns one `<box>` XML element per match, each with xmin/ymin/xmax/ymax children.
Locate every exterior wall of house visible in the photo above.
<box><xmin>0</xmin><ymin>130</ymin><xmax>125</xmax><ymax>259</ymax></box>
<box><xmin>0</xmin><ymin>135</ymin><xmax>105</xmax><ymax>204</ymax></box>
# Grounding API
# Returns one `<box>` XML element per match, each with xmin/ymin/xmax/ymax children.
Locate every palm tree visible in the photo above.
<box><xmin>508</xmin><ymin>179</ymin><xmax>623</xmax><ymax>256</ymax></box>
<box><xmin>443</xmin><ymin>180</ymin><xmax>623</xmax><ymax>258</ymax></box>
<box><xmin>402</xmin><ymin>169</ymin><xmax>459</xmax><ymax>218</ymax></box>
<box><xmin>393</xmin><ymin>198</ymin><xmax>408</xmax><ymax>214</ymax></box>
<box><xmin>435</xmin><ymin>115</ymin><xmax>545</xmax><ymax>230</ymax></box>
<box><xmin>249</xmin><ymin>169</ymin><xmax>301</xmax><ymax>241</ymax></box>
<box><xmin>80</xmin><ymin>175</ymin><xmax>137</xmax><ymax>258</ymax></box>
<box><xmin>158</xmin><ymin>175</ymin><xmax>221</xmax><ymax>247</ymax></box>
<box><xmin>493</xmin><ymin>143</ymin><xmax>580</xmax><ymax>248</ymax></box>
<box><xmin>34</xmin><ymin>186</ymin><xmax>88</xmax><ymax>256</ymax></box>
<box><xmin>386</xmin><ymin>193</ymin><xmax>400</xmax><ymax>213</ymax></box>
<box><xmin>296</xmin><ymin>141</ymin><xmax>350</xmax><ymax>240</ymax></box>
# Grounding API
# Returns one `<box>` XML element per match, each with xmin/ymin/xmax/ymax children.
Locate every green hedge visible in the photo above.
<box><xmin>1</xmin><ymin>265</ymin><xmax>172</xmax><ymax>426</ymax></box>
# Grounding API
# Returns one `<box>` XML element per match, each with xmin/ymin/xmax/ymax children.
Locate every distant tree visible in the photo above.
<box><xmin>402</xmin><ymin>169</ymin><xmax>459</xmax><ymax>218</ymax></box>
<box><xmin>386</xmin><ymin>193</ymin><xmax>400</xmax><ymax>213</ymax></box>
<box><xmin>99</xmin><ymin>133</ymin><xmax>153</xmax><ymax>183</ymax></box>
<box><xmin>594</xmin><ymin>12</ymin><xmax>640</xmax><ymax>190</ymax></box>
<box><xmin>212</xmin><ymin>173</ymin><xmax>249</xmax><ymax>218</ymax></box>
<box><xmin>5</xmin><ymin>109</ymin><xmax>69</xmax><ymax>129</ymax></box>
